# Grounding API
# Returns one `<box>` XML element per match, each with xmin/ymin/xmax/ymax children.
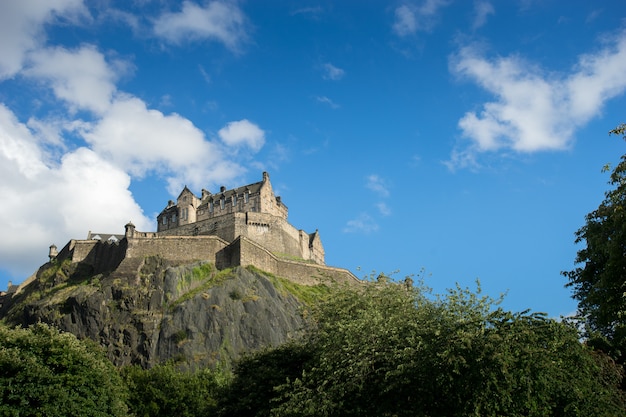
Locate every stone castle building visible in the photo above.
<box><xmin>25</xmin><ymin>172</ymin><xmax>358</xmax><ymax>288</ymax></box>
<box><xmin>156</xmin><ymin>171</ymin><xmax>325</xmax><ymax>265</ymax></box>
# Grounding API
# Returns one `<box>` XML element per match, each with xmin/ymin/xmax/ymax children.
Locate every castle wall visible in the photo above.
<box><xmin>234</xmin><ymin>237</ymin><xmax>358</xmax><ymax>286</ymax></box>
<box><xmin>158</xmin><ymin>213</ymin><xmax>239</xmax><ymax>242</ymax></box>
<box><xmin>125</xmin><ymin>236</ymin><xmax>229</xmax><ymax>263</ymax></box>
<box><xmin>157</xmin><ymin>212</ymin><xmax>324</xmax><ymax>264</ymax></box>
<box><xmin>58</xmin><ymin>239</ymin><xmax>127</xmax><ymax>274</ymax></box>
<box><xmin>57</xmin><ymin>232</ymin><xmax>355</xmax><ymax>288</ymax></box>
<box><xmin>71</xmin><ymin>240</ymin><xmax>98</xmax><ymax>264</ymax></box>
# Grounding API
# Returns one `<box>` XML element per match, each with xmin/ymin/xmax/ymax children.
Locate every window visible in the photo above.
<box><xmin>232</xmin><ymin>195</ymin><xmax>237</xmax><ymax>206</ymax></box>
<box><xmin>220</xmin><ymin>198</ymin><xmax>225</xmax><ymax>210</ymax></box>
<box><xmin>172</xmin><ymin>214</ymin><xmax>177</xmax><ymax>223</ymax></box>
<box><xmin>162</xmin><ymin>217</ymin><xmax>167</xmax><ymax>225</ymax></box>
<box><xmin>209</xmin><ymin>201</ymin><xmax>213</xmax><ymax>212</ymax></box>
<box><xmin>244</xmin><ymin>192</ymin><xmax>249</xmax><ymax>203</ymax></box>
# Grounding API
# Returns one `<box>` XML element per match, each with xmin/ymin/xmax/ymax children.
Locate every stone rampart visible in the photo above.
<box><xmin>58</xmin><ymin>229</ymin><xmax>357</xmax><ymax>287</ymax></box>
<box><xmin>234</xmin><ymin>236</ymin><xmax>359</xmax><ymax>286</ymax></box>
<box><xmin>125</xmin><ymin>235</ymin><xmax>229</xmax><ymax>264</ymax></box>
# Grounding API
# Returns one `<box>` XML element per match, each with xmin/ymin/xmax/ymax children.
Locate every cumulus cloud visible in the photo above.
<box><xmin>153</xmin><ymin>1</ymin><xmax>248</xmax><ymax>51</ymax></box>
<box><xmin>218</xmin><ymin>119</ymin><xmax>265</xmax><ymax>152</ymax></box>
<box><xmin>448</xmin><ymin>30</ymin><xmax>626</xmax><ymax>169</ymax></box>
<box><xmin>322</xmin><ymin>63</ymin><xmax>345</xmax><ymax>80</ymax></box>
<box><xmin>392</xmin><ymin>0</ymin><xmax>451</xmax><ymax>37</ymax></box>
<box><xmin>0</xmin><ymin>0</ymin><xmax>88</xmax><ymax>79</ymax></box>
<box><xmin>24</xmin><ymin>45</ymin><xmax>118</xmax><ymax>114</ymax></box>
<box><xmin>22</xmin><ymin>43</ymin><xmax>255</xmax><ymax>195</ymax></box>
<box><xmin>0</xmin><ymin>103</ymin><xmax>150</xmax><ymax>277</ymax></box>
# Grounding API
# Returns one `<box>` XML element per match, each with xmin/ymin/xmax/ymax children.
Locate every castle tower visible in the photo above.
<box><xmin>125</xmin><ymin>221</ymin><xmax>136</xmax><ymax>239</ymax></box>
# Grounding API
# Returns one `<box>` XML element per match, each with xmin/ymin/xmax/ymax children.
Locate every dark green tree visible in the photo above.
<box><xmin>217</xmin><ymin>342</ymin><xmax>313</xmax><ymax>417</ymax></box>
<box><xmin>122</xmin><ymin>362</ymin><xmax>223</xmax><ymax>417</ymax></box>
<box><xmin>0</xmin><ymin>322</ymin><xmax>129</xmax><ymax>417</ymax></box>
<box><xmin>563</xmin><ymin>123</ymin><xmax>626</xmax><ymax>357</ymax></box>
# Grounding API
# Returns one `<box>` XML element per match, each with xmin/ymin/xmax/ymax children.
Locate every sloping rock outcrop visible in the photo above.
<box><xmin>0</xmin><ymin>256</ymin><xmax>317</xmax><ymax>368</ymax></box>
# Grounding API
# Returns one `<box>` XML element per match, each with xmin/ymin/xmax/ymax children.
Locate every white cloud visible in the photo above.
<box><xmin>343</xmin><ymin>213</ymin><xmax>379</xmax><ymax>234</ymax></box>
<box><xmin>392</xmin><ymin>0</ymin><xmax>451</xmax><ymax>37</ymax></box>
<box><xmin>22</xmin><ymin>43</ymin><xmax>252</xmax><ymax>195</ymax></box>
<box><xmin>322</xmin><ymin>63</ymin><xmax>345</xmax><ymax>80</ymax></box>
<box><xmin>218</xmin><ymin>119</ymin><xmax>265</xmax><ymax>152</ymax></box>
<box><xmin>24</xmin><ymin>45</ymin><xmax>118</xmax><ymax>114</ymax></box>
<box><xmin>472</xmin><ymin>0</ymin><xmax>494</xmax><ymax>29</ymax></box>
<box><xmin>0</xmin><ymin>0</ymin><xmax>88</xmax><ymax>79</ymax></box>
<box><xmin>315</xmin><ymin>96</ymin><xmax>340</xmax><ymax>109</ymax></box>
<box><xmin>448</xmin><ymin>30</ymin><xmax>626</xmax><ymax>168</ymax></box>
<box><xmin>0</xmin><ymin>103</ymin><xmax>150</xmax><ymax>277</ymax></box>
<box><xmin>153</xmin><ymin>1</ymin><xmax>248</xmax><ymax>51</ymax></box>
<box><xmin>366</xmin><ymin>174</ymin><xmax>390</xmax><ymax>197</ymax></box>
<box><xmin>393</xmin><ymin>5</ymin><xmax>417</xmax><ymax>37</ymax></box>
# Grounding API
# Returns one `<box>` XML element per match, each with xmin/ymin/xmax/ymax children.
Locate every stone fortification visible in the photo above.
<box><xmin>156</xmin><ymin>172</ymin><xmax>324</xmax><ymax>265</ymax></box>
<box><xmin>42</xmin><ymin>172</ymin><xmax>358</xmax><ymax>287</ymax></box>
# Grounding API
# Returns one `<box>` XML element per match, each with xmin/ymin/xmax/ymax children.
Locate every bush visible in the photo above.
<box><xmin>0</xmin><ymin>322</ymin><xmax>129</xmax><ymax>417</ymax></box>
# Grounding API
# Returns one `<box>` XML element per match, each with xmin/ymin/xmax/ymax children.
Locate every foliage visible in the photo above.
<box><xmin>122</xmin><ymin>362</ymin><xmax>223</xmax><ymax>417</ymax></box>
<box><xmin>217</xmin><ymin>342</ymin><xmax>313</xmax><ymax>417</ymax></box>
<box><xmin>563</xmin><ymin>123</ymin><xmax>626</xmax><ymax>358</ymax></box>
<box><xmin>0</xmin><ymin>322</ymin><xmax>129</xmax><ymax>417</ymax></box>
<box><xmin>223</xmin><ymin>282</ymin><xmax>625</xmax><ymax>416</ymax></box>
<box><xmin>248</xmin><ymin>265</ymin><xmax>331</xmax><ymax>306</ymax></box>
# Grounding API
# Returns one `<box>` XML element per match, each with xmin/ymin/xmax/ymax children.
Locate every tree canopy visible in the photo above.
<box><xmin>0</xmin><ymin>322</ymin><xmax>129</xmax><ymax>417</ymax></box>
<box><xmin>563</xmin><ymin>123</ymin><xmax>626</xmax><ymax>356</ymax></box>
<box><xmin>122</xmin><ymin>362</ymin><xmax>222</xmax><ymax>417</ymax></box>
<box><xmin>220</xmin><ymin>281</ymin><xmax>625</xmax><ymax>416</ymax></box>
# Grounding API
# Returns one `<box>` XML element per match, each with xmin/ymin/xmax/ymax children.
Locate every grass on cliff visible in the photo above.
<box><xmin>169</xmin><ymin>265</ymin><xmax>235</xmax><ymax>310</ymax></box>
<box><xmin>245</xmin><ymin>265</ymin><xmax>331</xmax><ymax>306</ymax></box>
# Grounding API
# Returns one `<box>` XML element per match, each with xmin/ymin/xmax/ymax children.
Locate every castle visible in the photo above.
<box><xmin>39</xmin><ymin>172</ymin><xmax>357</xmax><ymax>286</ymax></box>
<box><xmin>155</xmin><ymin>171</ymin><xmax>324</xmax><ymax>264</ymax></box>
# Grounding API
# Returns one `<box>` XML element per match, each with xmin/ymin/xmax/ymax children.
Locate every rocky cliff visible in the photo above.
<box><xmin>0</xmin><ymin>256</ymin><xmax>324</xmax><ymax>369</ymax></box>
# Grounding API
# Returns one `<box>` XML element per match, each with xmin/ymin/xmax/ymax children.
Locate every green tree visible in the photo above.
<box><xmin>0</xmin><ymin>322</ymin><xmax>129</xmax><ymax>417</ymax></box>
<box><xmin>122</xmin><ymin>362</ymin><xmax>222</xmax><ymax>417</ymax></box>
<box><xmin>217</xmin><ymin>342</ymin><xmax>313</xmax><ymax>417</ymax></box>
<box><xmin>268</xmin><ymin>282</ymin><xmax>625</xmax><ymax>416</ymax></box>
<box><xmin>563</xmin><ymin>123</ymin><xmax>626</xmax><ymax>357</ymax></box>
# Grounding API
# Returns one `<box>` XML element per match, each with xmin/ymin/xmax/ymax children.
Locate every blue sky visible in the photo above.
<box><xmin>1</xmin><ymin>1</ymin><xmax>625</xmax><ymax>318</ymax></box>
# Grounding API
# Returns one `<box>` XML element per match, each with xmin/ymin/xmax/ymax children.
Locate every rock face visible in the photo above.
<box><xmin>0</xmin><ymin>256</ymin><xmax>311</xmax><ymax>368</ymax></box>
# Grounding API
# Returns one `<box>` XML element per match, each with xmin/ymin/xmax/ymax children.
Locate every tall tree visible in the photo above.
<box><xmin>563</xmin><ymin>123</ymin><xmax>626</xmax><ymax>355</ymax></box>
